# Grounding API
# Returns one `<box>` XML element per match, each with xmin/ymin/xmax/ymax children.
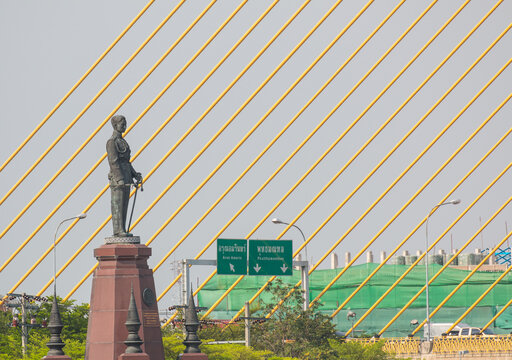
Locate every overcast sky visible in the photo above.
<box><xmin>0</xmin><ymin>0</ymin><xmax>511</xmax><ymax>307</ymax></box>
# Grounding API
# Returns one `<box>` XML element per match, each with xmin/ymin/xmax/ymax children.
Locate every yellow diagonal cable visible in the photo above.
<box><xmin>346</xmin><ymin>92</ymin><xmax>512</xmax><ymax>336</ymax></box>
<box><xmin>445</xmin><ymin>263</ymin><xmax>512</xmax><ymax>334</ymax></box>
<box><xmin>159</xmin><ymin>0</ymin><xmax>399</xmax><ymax>317</ymax></box>
<box><xmin>267</xmin><ymin>55</ymin><xmax>510</xmax><ymax>320</ymax></box>
<box><xmin>0</xmin><ymin>0</ymin><xmax>186</xmax><ymax>208</ymax></box>
<box><xmin>159</xmin><ymin>0</ymin><xmax>424</xmax><ymax>309</ymax></box>
<box><xmin>481</xmin><ymin>294</ymin><xmax>512</xmax><ymax>332</ymax></box>
<box><xmin>0</xmin><ymin>1</ymin><xmax>155</xmax><ymax>173</ymax></box>
<box><xmin>203</xmin><ymin>0</ymin><xmax>452</xmax><ymax>323</ymax></box>
<box><xmin>372</xmin><ymin>153</ymin><xmax>510</xmax><ymax>335</ymax></box>
<box><xmin>232</xmin><ymin>0</ymin><xmax>494</xmax><ymax>322</ymax></box>
<box><xmin>27</xmin><ymin>0</ymin><xmax>281</xmax><ymax>298</ymax></box>
<box><xmin>0</xmin><ymin>0</ymin><xmax>218</xmax><ymax>274</ymax></box>
<box><xmin>152</xmin><ymin>0</ymin><xmax>383</xmax><ymax>274</ymax></box>
<box><xmin>309</xmin><ymin>57</ymin><xmax>512</xmax><ymax>310</ymax></box>
<box><xmin>62</xmin><ymin>0</ymin><xmax>327</xmax><ymax>302</ymax></box>
<box><xmin>411</xmin><ymin>231</ymin><xmax>512</xmax><ymax>336</ymax></box>
<box><xmin>364</xmin><ymin>159</ymin><xmax>512</xmax><ymax>336</ymax></box>
<box><xmin>0</xmin><ymin>0</ymin><xmax>228</xmax><ymax>244</ymax></box>
<box><xmin>199</xmin><ymin>1</ymin><xmax>465</xmax><ymax>321</ymax></box>
<box><xmin>34</xmin><ymin>0</ymin><xmax>279</xmax><ymax>298</ymax></box>
<box><xmin>331</xmin><ymin>129</ymin><xmax>512</xmax><ymax>321</ymax></box>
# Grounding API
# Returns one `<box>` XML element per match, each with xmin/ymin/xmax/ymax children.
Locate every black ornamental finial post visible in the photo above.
<box><xmin>46</xmin><ymin>290</ymin><xmax>65</xmax><ymax>356</ymax></box>
<box><xmin>183</xmin><ymin>289</ymin><xmax>202</xmax><ymax>353</ymax></box>
<box><xmin>124</xmin><ymin>286</ymin><xmax>144</xmax><ymax>353</ymax></box>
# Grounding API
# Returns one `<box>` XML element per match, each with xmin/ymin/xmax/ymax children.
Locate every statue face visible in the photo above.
<box><xmin>114</xmin><ymin>118</ymin><xmax>127</xmax><ymax>133</ymax></box>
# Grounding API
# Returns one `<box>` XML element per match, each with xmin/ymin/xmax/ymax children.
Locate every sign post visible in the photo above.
<box><xmin>248</xmin><ymin>240</ymin><xmax>293</xmax><ymax>276</ymax></box>
<box><xmin>217</xmin><ymin>239</ymin><xmax>247</xmax><ymax>275</ymax></box>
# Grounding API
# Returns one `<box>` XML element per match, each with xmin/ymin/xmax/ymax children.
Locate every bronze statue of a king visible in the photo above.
<box><xmin>106</xmin><ymin>115</ymin><xmax>142</xmax><ymax>238</ymax></box>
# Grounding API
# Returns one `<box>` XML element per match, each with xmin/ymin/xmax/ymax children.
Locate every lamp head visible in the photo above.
<box><xmin>272</xmin><ymin>218</ymin><xmax>284</xmax><ymax>225</ymax></box>
<box><xmin>449</xmin><ymin>199</ymin><xmax>461</xmax><ymax>205</ymax></box>
<box><xmin>77</xmin><ymin>213</ymin><xmax>87</xmax><ymax>219</ymax></box>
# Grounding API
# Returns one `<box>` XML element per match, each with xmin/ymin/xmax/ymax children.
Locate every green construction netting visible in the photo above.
<box><xmin>197</xmin><ymin>263</ymin><xmax>512</xmax><ymax>337</ymax></box>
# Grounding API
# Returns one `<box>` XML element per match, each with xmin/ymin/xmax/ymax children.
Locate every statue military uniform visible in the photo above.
<box><xmin>106</xmin><ymin>115</ymin><xmax>142</xmax><ymax>237</ymax></box>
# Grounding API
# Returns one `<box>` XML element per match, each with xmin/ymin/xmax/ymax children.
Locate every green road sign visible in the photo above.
<box><xmin>217</xmin><ymin>239</ymin><xmax>247</xmax><ymax>275</ymax></box>
<box><xmin>248</xmin><ymin>240</ymin><xmax>293</xmax><ymax>276</ymax></box>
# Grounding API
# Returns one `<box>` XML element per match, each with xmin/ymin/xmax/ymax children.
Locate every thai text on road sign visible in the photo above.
<box><xmin>248</xmin><ymin>240</ymin><xmax>293</xmax><ymax>276</ymax></box>
<box><xmin>217</xmin><ymin>239</ymin><xmax>248</xmax><ymax>275</ymax></box>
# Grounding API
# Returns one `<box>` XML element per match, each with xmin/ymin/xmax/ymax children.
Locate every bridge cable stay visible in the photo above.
<box><xmin>0</xmin><ymin>0</ymin><xmax>254</xmax><ymax>298</ymax></box>
<box><xmin>32</xmin><ymin>0</ymin><xmax>280</xmax><ymax>298</ymax></box>
<box><xmin>327</xmin><ymin>133</ymin><xmax>512</xmax><ymax>322</ymax></box>
<box><xmin>221</xmin><ymin>0</ymin><xmax>498</xmax><ymax>324</ymax></box>
<box><xmin>35</xmin><ymin>0</ymin><xmax>284</xmax><ymax>298</ymax></box>
<box><xmin>308</xmin><ymin>56</ymin><xmax>512</xmax><ymax>310</ymax></box>
<box><xmin>195</xmin><ymin>0</ymin><xmax>482</xmax><ymax>322</ymax></box>
<box><xmin>444</xmin><ymin>261</ymin><xmax>512</xmax><ymax>335</ymax></box>
<box><xmin>60</xmin><ymin>0</ymin><xmax>343</xmax><ymax>302</ymax></box>
<box><xmin>374</xmin><ymin>193</ymin><xmax>512</xmax><ymax>335</ymax></box>
<box><xmin>153</xmin><ymin>0</ymin><xmax>405</xmax><ymax>276</ymax></box>
<box><xmin>174</xmin><ymin>0</ymin><xmax>482</xmax><ymax>324</ymax></box>
<box><xmin>0</xmin><ymin>0</ymin><xmax>187</xmax><ymax>210</ymax></box>
<box><xmin>0</xmin><ymin>0</ymin><xmax>230</xmax><ymax>248</ymax></box>
<box><xmin>153</xmin><ymin>0</ymin><xmax>441</xmax><ymax>322</ymax></box>
<box><xmin>0</xmin><ymin>0</ymin><xmax>220</xmax><ymax>280</ymax></box>
<box><xmin>411</xmin><ymin>230</ymin><xmax>512</xmax><ymax>336</ymax></box>
<box><xmin>0</xmin><ymin>0</ymin><xmax>156</xmax><ymax>173</ymax></box>
<box><xmin>481</xmin><ymin>289</ymin><xmax>512</xmax><ymax>333</ymax></box>
<box><xmin>369</xmin><ymin>161</ymin><xmax>512</xmax><ymax>336</ymax></box>
<box><xmin>155</xmin><ymin>0</ymin><xmax>416</xmax><ymax>318</ymax></box>
<box><xmin>361</xmin><ymin>174</ymin><xmax>512</xmax><ymax>337</ymax></box>
<box><xmin>265</xmin><ymin>54</ymin><xmax>510</xmax><ymax>321</ymax></box>
<box><xmin>343</xmin><ymin>92</ymin><xmax>512</xmax><ymax>336</ymax></box>
<box><xmin>148</xmin><ymin>0</ymin><xmax>403</xmax><ymax>288</ymax></box>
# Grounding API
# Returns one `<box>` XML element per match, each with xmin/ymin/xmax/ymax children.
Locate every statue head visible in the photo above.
<box><xmin>111</xmin><ymin>115</ymin><xmax>127</xmax><ymax>133</ymax></box>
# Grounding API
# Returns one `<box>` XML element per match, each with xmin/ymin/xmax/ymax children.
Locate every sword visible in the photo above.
<box><xmin>127</xmin><ymin>176</ymin><xmax>143</xmax><ymax>232</ymax></box>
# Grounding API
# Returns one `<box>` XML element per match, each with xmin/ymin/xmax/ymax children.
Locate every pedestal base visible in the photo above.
<box><xmin>42</xmin><ymin>356</ymin><xmax>72</xmax><ymax>360</ymax></box>
<box><xmin>85</xmin><ymin>243</ymin><xmax>164</xmax><ymax>360</ymax></box>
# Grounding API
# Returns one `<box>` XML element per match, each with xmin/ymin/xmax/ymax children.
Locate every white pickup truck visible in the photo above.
<box><xmin>424</xmin><ymin>323</ymin><xmax>495</xmax><ymax>338</ymax></box>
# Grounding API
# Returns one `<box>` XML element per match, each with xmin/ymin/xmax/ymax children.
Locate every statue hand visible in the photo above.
<box><xmin>135</xmin><ymin>172</ymin><xmax>142</xmax><ymax>183</ymax></box>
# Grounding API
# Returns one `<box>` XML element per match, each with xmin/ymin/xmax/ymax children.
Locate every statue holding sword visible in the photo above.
<box><xmin>106</xmin><ymin>115</ymin><xmax>143</xmax><ymax>237</ymax></box>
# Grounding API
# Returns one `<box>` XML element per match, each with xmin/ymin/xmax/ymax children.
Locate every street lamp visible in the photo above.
<box><xmin>271</xmin><ymin>218</ymin><xmax>308</xmax><ymax>262</ymax></box>
<box><xmin>425</xmin><ymin>199</ymin><xmax>460</xmax><ymax>341</ymax></box>
<box><xmin>347</xmin><ymin>311</ymin><xmax>356</xmax><ymax>336</ymax></box>
<box><xmin>53</xmin><ymin>214</ymin><xmax>87</xmax><ymax>291</ymax></box>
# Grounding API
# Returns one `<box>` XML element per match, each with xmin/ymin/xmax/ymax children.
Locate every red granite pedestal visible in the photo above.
<box><xmin>85</xmin><ymin>243</ymin><xmax>165</xmax><ymax>360</ymax></box>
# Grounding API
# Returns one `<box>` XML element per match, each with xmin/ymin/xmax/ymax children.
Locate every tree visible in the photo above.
<box><xmin>251</xmin><ymin>279</ymin><xmax>336</xmax><ymax>359</ymax></box>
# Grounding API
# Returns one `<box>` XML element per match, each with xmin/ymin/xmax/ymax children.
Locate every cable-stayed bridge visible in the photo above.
<box><xmin>1</xmin><ymin>0</ymin><xmax>511</xmax><ymax>342</ymax></box>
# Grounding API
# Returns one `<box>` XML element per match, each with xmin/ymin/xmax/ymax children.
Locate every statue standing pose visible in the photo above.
<box><xmin>106</xmin><ymin>115</ymin><xmax>142</xmax><ymax>237</ymax></box>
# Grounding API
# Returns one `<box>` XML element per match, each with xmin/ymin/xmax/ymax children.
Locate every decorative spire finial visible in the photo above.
<box><xmin>46</xmin><ymin>290</ymin><xmax>65</xmax><ymax>356</ymax></box>
<box><xmin>124</xmin><ymin>285</ymin><xmax>144</xmax><ymax>353</ymax></box>
<box><xmin>183</xmin><ymin>287</ymin><xmax>202</xmax><ymax>353</ymax></box>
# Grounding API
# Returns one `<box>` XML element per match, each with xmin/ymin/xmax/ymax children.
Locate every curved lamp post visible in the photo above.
<box><xmin>53</xmin><ymin>214</ymin><xmax>87</xmax><ymax>292</ymax></box>
<box><xmin>271</xmin><ymin>218</ymin><xmax>308</xmax><ymax>262</ymax></box>
<box><xmin>425</xmin><ymin>199</ymin><xmax>460</xmax><ymax>341</ymax></box>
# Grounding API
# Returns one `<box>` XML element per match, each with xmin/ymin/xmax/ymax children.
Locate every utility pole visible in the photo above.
<box><xmin>245</xmin><ymin>302</ymin><xmax>250</xmax><ymax>347</ymax></box>
<box><xmin>5</xmin><ymin>293</ymin><xmax>47</xmax><ymax>357</ymax></box>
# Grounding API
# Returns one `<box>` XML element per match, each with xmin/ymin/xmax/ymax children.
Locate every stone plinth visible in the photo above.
<box><xmin>85</xmin><ymin>243</ymin><xmax>164</xmax><ymax>360</ymax></box>
<box><xmin>42</xmin><ymin>356</ymin><xmax>71</xmax><ymax>360</ymax></box>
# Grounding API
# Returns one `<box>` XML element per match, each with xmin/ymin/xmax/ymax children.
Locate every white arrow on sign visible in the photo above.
<box><xmin>253</xmin><ymin>263</ymin><xmax>261</xmax><ymax>273</ymax></box>
<box><xmin>229</xmin><ymin>263</ymin><xmax>235</xmax><ymax>272</ymax></box>
<box><xmin>280</xmin><ymin>264</ymin><xmax>288</xmax><ymax>273</ymax></box>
